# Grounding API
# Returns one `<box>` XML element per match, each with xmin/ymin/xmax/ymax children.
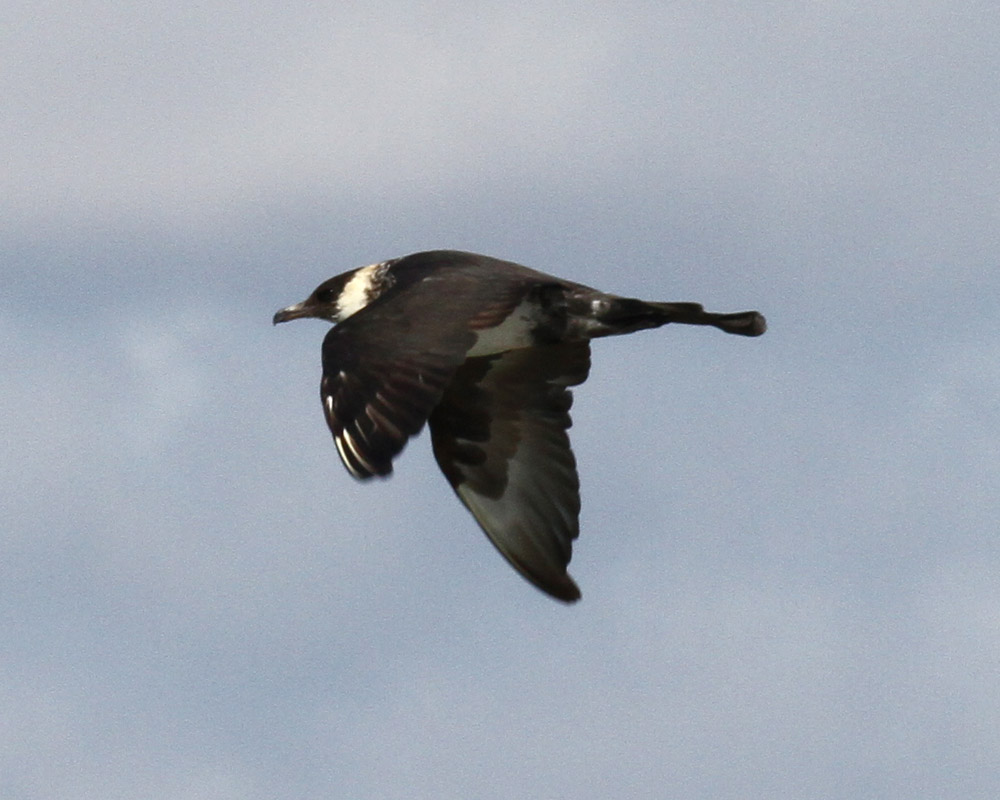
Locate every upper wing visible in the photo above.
<box><xmin>428</xmin><ymin>342</ymin><xmax>591</xmax><ymax>602</ymax></box>
<box><xmin>321</xmin><ymin>268</ymin><xmax>530</xmax><ymax>478</ymax></box>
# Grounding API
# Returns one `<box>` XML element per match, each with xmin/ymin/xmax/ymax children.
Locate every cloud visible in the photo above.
<box><xmin>3</xmin><ymin>2</ymin><xmax>1000</xmax><ymax>798</ymax></box>
<box><xmin>7</xmin><ymin>0</ymin><xmax>997</xmax><ymax>243</ymax></box>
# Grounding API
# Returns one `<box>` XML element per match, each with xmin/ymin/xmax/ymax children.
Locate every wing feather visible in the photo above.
<box><xmin>429</xmin><ymin>342</ymin><xmax>591</xmax><ymax>602</ymax></box>
<box><xmin>320</xmin><ymin>265</ymin><xmax>531</xmax><ymax>478</ymax></box>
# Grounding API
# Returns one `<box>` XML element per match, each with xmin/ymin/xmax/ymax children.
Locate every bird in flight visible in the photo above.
<box><xmin>273</xmin><ymin>250</ymin><xmax>765</xmax><ymax>602</ymax></box>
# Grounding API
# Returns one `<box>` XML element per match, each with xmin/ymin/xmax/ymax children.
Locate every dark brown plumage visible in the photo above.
<box><xmin>274</xmin><ymin>250</ymin><xmax>765</xmax><ymax>602</ymax></box>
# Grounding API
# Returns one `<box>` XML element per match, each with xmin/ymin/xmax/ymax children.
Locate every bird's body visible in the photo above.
<box><xmin>273</xmin><ymin>250</ymin><xmax>765</xmax><ymax>602</ymax></box>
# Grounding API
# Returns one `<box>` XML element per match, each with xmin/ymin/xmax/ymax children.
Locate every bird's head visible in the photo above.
<box><xmin>272</xmin><ymin>277</ymin><xmax>345</xmax><ymax>325</ymax></box>
<box><xmin>273</xmin><ymin>260</ymin><xmax>394</xmax><ymax>326</ymax></box>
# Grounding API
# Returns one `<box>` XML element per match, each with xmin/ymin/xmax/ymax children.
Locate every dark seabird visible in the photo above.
<box><xmin>273</xmin><ymin>250</ymin><xmax>765</xmax><ymax>602</ymax></box>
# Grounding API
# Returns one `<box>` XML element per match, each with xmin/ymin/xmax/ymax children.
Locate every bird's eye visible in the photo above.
<box><xmin>315</xmin><ymin>288</ymin><xmax>334</xmax><ymax>304</ymax></box>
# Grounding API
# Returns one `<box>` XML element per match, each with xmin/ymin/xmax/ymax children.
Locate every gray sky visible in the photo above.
<box><xmin>4</xmin><ymin>2</ymin><xmax>999</xmax><ymax>798</ymax></box>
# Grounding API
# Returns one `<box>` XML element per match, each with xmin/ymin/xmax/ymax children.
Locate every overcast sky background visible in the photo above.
<box><xmin>3</xmin><ymin>2</ymin><xmax>999</xmax><ymax>798</ymax></box>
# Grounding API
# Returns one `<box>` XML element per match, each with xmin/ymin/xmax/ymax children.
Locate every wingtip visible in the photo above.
<box><xmin>555</xmin><ymin>585</ymin><xmax>582</xmax><ymax>604</ymax></box>
<box><xmin>537</xmin><ymin>573</ymin><xmax>582</xmax><ymax>603</ymax></box>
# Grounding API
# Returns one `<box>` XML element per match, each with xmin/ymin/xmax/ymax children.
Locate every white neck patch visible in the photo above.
<box><xmin>336</xmin><ymin>262</ymin><xmax>387</xmax><ymax>322</ymax></box>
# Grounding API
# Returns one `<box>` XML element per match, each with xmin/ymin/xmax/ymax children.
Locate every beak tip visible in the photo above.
<box><xmin>272</xmin><ymin>304</ymin><xmax>302</xmax><ymax>325</ymax></box>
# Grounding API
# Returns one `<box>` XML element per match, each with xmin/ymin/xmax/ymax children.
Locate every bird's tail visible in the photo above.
<box><xmin>601</xmin><ymin>298</ymin><xmax>766</xmax><ymax>337</ymax></box>
<box><xmin>647</xmin><ymin>301</ymin><xmax>766</xmax><ymax>336</ymax></box>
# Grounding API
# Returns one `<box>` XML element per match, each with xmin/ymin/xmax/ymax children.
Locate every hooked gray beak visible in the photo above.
<box><xmin>272</xmin><ymin>302</ymin><xmax>310</xmax><ymax>325</ymax></box>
